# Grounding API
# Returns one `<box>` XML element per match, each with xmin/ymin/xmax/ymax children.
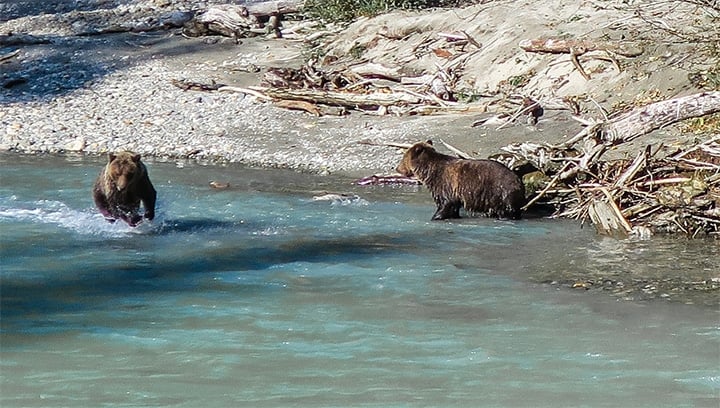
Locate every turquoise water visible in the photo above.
<box><xmin>1</xmin><ymin>153</ymin><xmax>718</xmax><ymax>407</ymax></box>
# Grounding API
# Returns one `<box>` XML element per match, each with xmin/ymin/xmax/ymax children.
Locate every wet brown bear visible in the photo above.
<box><xmin>396</xmin><ymin>140</ymin><xmax>525</xmax><ymax>220</ymax></box>
<box><xmin>93</xmin><ymin>151</ymin><xmax>156</xmax><ymax>227</ymax></box>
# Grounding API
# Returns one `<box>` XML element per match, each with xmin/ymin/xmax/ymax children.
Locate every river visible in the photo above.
<box><xmin>1</xmin><ymin>153</ymin><xmax>718</xmax><ymax>407</ymax></box>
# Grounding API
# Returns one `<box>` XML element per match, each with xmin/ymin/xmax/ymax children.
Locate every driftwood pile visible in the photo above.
<box><xmin>511</xmin><ymin>136</ymin><xmax>720</xmax><ymax>238</ymax></box>
<box><xmin>494</xmin><ymin>92</ymin><xmax>720</xmax><ymax>238</ymax></box>
<box><xmin>252</xmin><ymin>62</ymin><xmax>464</xmax><ymax>116</ymax></box>
<box><xmin>178</xmin><ymin>3</ymin><xmax>660</xmax><ymax>119</ymax></box>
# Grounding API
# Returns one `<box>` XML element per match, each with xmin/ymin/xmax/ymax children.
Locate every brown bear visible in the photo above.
<box><xmin>92</xmin><ymin>151</ymin><xmax>156</xmax><ymax>227</ymax></box>
<box><xmin>396</xmin><ymin>140</ymin><xmax>525</xmax><ymax>220</ymax></box>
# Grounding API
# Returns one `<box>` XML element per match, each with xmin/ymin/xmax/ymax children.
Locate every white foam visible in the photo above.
<box><xmin>0</xmin><ymin>199</ymin><xmax>157</xmax><ymax>237</ymax></box>
<box><xmin>311</xmin><ymin>193</ymin><xmax>369</xmax><ymax>206</ymax></box>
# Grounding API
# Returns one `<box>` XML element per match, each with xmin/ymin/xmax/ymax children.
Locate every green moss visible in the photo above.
<box><xmin>303</xmin><ymin>0</ymin><xmax>479</xmax><ymax>23</ymax></box>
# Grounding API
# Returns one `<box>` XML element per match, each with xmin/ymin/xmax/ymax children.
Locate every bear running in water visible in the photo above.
<box><xmin>93</xmin><ymin>151</ymin><xmax>157</xmax><ymax>227</ymax></box>
<box><xmin>396</xmin><ymin>140</ymin><xmax>525</xmax><ymax>220</ymax></box>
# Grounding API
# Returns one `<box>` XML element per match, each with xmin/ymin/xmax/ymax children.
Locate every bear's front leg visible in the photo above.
<box><xmin>140</xmin><ymin>180</ymin><xmax>157</xmax><ymax>221</ymax></box>
<box><xmin>93</xmin><ymin>190</ymin><xmax>116</xmax><ymax>223</ymax></box>
<box><xmin>432</xmin><ymin>201</ymin><xmax>461</xmax><ymax>220</ymax></box>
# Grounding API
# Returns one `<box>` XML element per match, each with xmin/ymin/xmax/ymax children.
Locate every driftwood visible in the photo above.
<box><xmin>183</xmin><ymin>5</ymin><xmax>260</xmax><ymax>38</ymax></box>
<box><xmin>497</xmin><ymin>91</ymin><xmax>720</xmax><ymax>237</ymax></box>
<box><xmin>171</xmin><ymin>78</ymin><xmax>224</xmax><ymax>91</ymax></box>
<box><xmin>354</xmin><ymin>174</ymin><xmax>421</xmax><ymax>186</ymax></box>
<box><xmin>601</xmin><ymin>91</ymin><xmax>720</xmax><ymax>145</ymax></box>
<box><xmin>272</xmin><ymin>99</ymin><xmax>347</xmax><ymax>116</ymax></box>
<box><xmin>437</xmin><ymin>31</ymin><xmax>482</xmax><ymax>49</ymax></box>
<box><xmin>556</xmin><ymin>91</ymin><xmax>720</xmax><ymax>179</ymax></box>
<box><xmin>239</xmin><ymin>60</ymin><xmax>464</xmax><ymax>115</ymax></box>
<box><xmin>246</xmin><ymin>0</ymin><xmax>304</xmax><ymax>17</ymax></box>
<box><xmin>183</xmin><ymin>1</ymin><xmax>303</xmax><ymax>38</ymax></box>
<box><xmin>518</xmin><ymin>38</ymin><xmax>643</xmax><ymax>57</ymax></box>
<box><xmin>248</xmin><ymin>86</ymin><xmax>436</xmax><ymax>108</ymax></box>
<box><xmin>0</xmin><ymin>49</ymin><xmax>20</xmax><ymax>63</ymax></box>
<box><xmin>519</xmin><ymin>37</ymin><xmax>642</xmax><ymax>80</ymax></box>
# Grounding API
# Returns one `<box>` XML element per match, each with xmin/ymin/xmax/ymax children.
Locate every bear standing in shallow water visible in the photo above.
<box><xmin>93</xmin><ymin>152</ymin><xmax>156</xmax><ymax>227</ymax></box>
<box><xmin>396</xmin><ymin>140</ymin><xmax>525</xmax><ymax>220</ymax></box>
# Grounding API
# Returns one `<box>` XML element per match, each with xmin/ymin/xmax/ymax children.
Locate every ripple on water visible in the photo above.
<box><xmin>1</xmin><ymin>156</ymin><xmax>719</xmax><ymax>407</ymax></box>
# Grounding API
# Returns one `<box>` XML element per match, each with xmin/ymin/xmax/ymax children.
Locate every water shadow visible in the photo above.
<box><xmin>0</xmin><ymin>231</ymin><xmax>421</xmax><ymax>332</ymax></box>
<box><xmin>152</xmin><ymin>217</ymin><xmax>250</xmax><ymax>234</ymax></box>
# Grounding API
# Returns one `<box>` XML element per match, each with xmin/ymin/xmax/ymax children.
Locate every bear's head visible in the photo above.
<box><xmin>396</xmin><ymin>140</ymin><xmax>434</xmax><ymax>177</ymax></box>
<box><xmin>106</xmin><ymin>151</ymin><xmax>142</xmax><ymax>191</ymax></box>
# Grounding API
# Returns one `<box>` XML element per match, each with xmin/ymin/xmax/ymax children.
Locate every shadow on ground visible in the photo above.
<box><xmin>0</xmin><ymin>0</ymin><xmax>120</xmax><ymax>21</ymax></box>
<box><xmin>1</xmin><ymin>30</ymin><xmax>242</xmax><ymax>103</ymax></box>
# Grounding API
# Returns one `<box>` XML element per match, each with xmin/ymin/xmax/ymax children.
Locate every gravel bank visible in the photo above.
<box><xmin>3</xmin><ymin>0</ymin><xmax>710</xmax><ymax>176</ymax></box>
<box><xmin>1</xmin><ymin>55</ymin><xmax>406</xmax><ymax>172</ymax></box>
<box><xmin>0</xmin><ymin>0</ymin><xmax>419</xmax><ymax>174</ymax></box>
<box><xmin>5</xmin><ymin>0</ymin><xmax>675</xmax><ymax>176</ymax></box>
<box><xmin>0</xmin><ymin>32</ymin><xmax>418</xmax><ymax>175</ymax></box>
<box><xmin>0</xmin><ymin>33</ymin><xmax>563</xmax><ymax>176</ymax></box>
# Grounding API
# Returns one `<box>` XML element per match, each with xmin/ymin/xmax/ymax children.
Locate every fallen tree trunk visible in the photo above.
<box><xmin>183</xmin><ymin>1</ymin><xmax>303</xmax><ymax>38</ymax></box>
<box><xmin>495</xmin><ymin>91</ymin><xmax>720</xmax><ymax>237</ymax></box>
<box><xmin>601</xmin><ymin>91</ymin><xmax>720</xmax><ymax>145</ymax></box>
<box><xmin>184</xmin><ymin>5</ymin><xmax>259</xmax><ymax>38</ymax></box>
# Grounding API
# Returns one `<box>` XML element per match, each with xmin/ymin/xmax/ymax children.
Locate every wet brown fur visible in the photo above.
<box><xmin>396</xmin><ymin>141</ymin><xmax>525</xmax><ymax>220</ymax></box>
<box><xmin>92</xmin><ymin>151</ymin><xmax>156</xmax><ymax>227</ymax></box>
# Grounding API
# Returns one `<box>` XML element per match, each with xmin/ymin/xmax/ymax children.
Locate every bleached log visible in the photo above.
<box><xmin>601</xmin><ymin>91</ymin><xmax>720</xmax><ymax>145</ymax></box>
<box><xmin>185</xmin><ymin>5</ymin><xmax>258</xmax><ymax>37</ymax></box>
<box><xmin>185</xmin><ymin>1</ymin><xmax>303</xmax><ymax>38</ymax></box>
<box><xmin>246</xmin><ymin>0</ymin><xmax>304</xmax><ymax>16</ymax></box>
<box><xmin>349</xmin><ymin>62</ymin><xmax>402</xmax><ymax>81</ymax></box>
<box><xmin>588</xmin><ymin>200</ymin><xmax>631</xmax><ymax>236</ymax></box>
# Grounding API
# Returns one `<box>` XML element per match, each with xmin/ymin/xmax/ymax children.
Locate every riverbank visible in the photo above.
<box><xmin>2</xmin><ymin>0</ymin><xmax>716</xmax><ymax>176</ymax></box>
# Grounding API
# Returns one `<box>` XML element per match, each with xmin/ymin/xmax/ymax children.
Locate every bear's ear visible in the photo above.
<box><xmin>425</xmin><ymin>140</ymin><xmax>433</xmax><ymax>145</ymax></box>
<box><xmin>108</xmin><ymin>153</ymin><xmax>116</xmax><ymax>162</ymax></box>
<box><xmin>132</xmin><ymin>154</ymin><xmax>141</xmax><ymax>163</ymax></box>
<box><xmin>410</xmin><ymin>142</ymin><xmax>428</xmax><ymax>156</ymax></box>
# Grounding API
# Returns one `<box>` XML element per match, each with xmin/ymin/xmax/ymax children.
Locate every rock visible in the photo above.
<box><xmin>65</xmin><ymin>138</ymin><xmax>86</xmax><ymax>152</ymax></box>
<box><xmin>161</xmin><ymin>10</ymin><xmax>194</xmax><ymax>27</ymax></box>
<box><xmin>209</xmin><ymin>181</ymin><xmax>230</xmax><ymax>189</ymax></box>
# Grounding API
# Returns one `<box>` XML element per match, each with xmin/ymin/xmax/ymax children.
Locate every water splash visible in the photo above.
<box><xmin>0</xmin><ymin>198</ymin><xmax>150</xmax><ymax>237</ymax></box>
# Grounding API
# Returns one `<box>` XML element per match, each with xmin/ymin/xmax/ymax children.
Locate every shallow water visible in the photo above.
<box><xmin>1</xmin><ymin>153</ymin><xmax>718</xmax><ymax>407</ymax></box>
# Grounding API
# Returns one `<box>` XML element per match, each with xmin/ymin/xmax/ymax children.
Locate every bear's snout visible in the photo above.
<box><xmin>115</xmin><ymin>175</ymin><xmax>131</xmax><ymax>191</ymax></box>
<box><xmin>396</xmin><ymin>164</ymin><xmax>413</xmax><ymax>177</ymax></box>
